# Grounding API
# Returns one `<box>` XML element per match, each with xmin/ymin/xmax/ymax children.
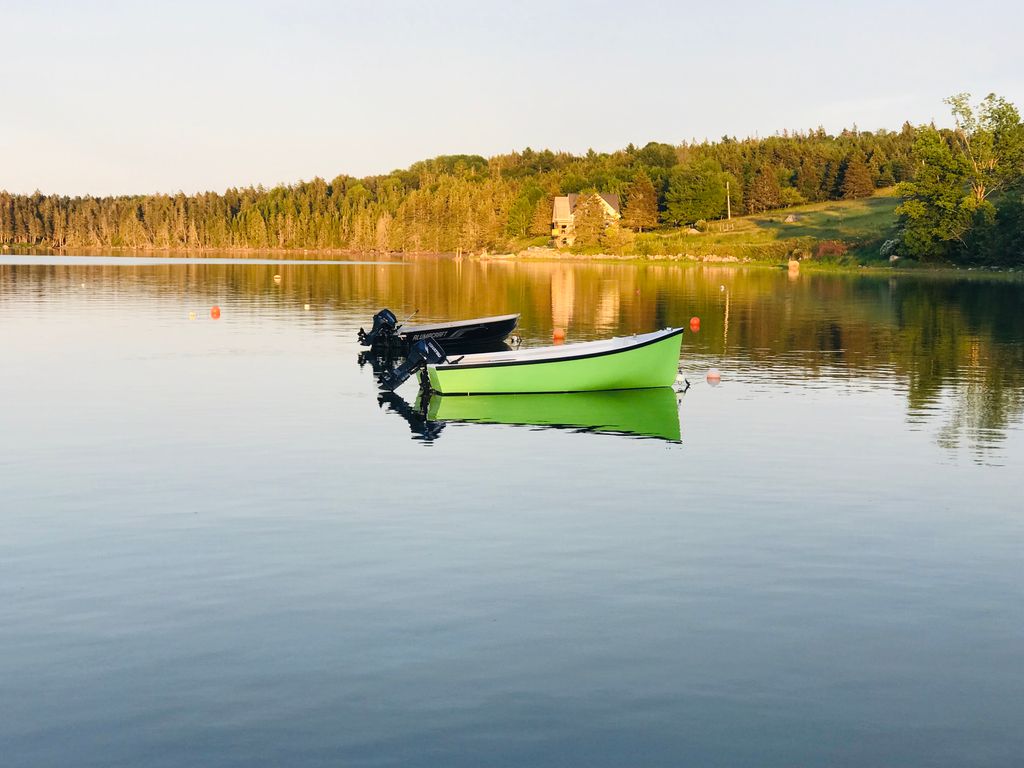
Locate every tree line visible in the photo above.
<box><xmin>0</xmin><ymin>130</ymin><xmax>913</xmax><ymax>253</ymax></box>
<box><xmin>2</xmin><ymin>97</ymin><xmax>1021</xmax><ymax>264</ymax></box>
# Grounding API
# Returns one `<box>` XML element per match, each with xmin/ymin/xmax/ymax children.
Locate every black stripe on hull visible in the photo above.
<box><xmin>401</xmin><ymin>316</ymin><xmax>519</xmax><ymax>347</ymax></box>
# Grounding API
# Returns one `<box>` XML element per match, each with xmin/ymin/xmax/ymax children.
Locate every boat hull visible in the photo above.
<box><xmin>427</xmin><ymin>328</ymin><xmax>683</xmax><ymax>394</ymax></box>
<box><xmin>400</xmin><ymin>313</ymin><xmax>519</xmax><ymax>349</ymax></box>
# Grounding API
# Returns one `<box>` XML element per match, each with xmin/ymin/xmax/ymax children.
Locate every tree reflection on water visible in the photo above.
<box><xmin>3</xmin><ymin>255</ymin><xmax>1021</xmax><ymax>454</ymax></box>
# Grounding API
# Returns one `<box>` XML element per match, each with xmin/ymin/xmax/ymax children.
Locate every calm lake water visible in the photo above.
<box><xmin>2</xmin><ymin>255</ymin><xmax>1022</xmax><ymax>767</ymax></box>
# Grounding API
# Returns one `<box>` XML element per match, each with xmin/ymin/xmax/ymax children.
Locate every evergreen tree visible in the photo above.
<box><xmin>725</xmin><ymin>172</ymin><xmax>745</xmax><ymax>215</ymax></box>
<box><xmin>796</xmin><ymin>156</ymin><xmax>825</xmax><ymax>201</ymax></box>
<box><xmin>746</xmin><ymin>164</ymin><xmax>782</xmax><ymax>213</ymax></box>
<box><xmin>664</xmin><ymin>160</ymin><xmax>728</xmax><ymax>225</ymax></box>
<box><xmin>840</xmin><ymin>150</ymin><xmax>874</xmax><ymax>199</ymax></box>
<box><xmin>571</xmin><ymin>193</ymin><xmax>607</xmax><ymax>247</ymax></box>
<box><xmin>621</xmin><ymin>171</ymin><xmax>658</xmax><ymax>232</ymax></box>
<box><xmin>820</xmin><ymin>159</ymin><xmax>841</xmax><ymax>199</ymax></box>
<box><xmin>529</xmin><ymin>195</ymin><xmax>554</xmax><ymax>237</ymax></box>
<box><xmin>870</xmin><ymin>149</ymin><xmax>896</xmax><ymax>187</ymax></box>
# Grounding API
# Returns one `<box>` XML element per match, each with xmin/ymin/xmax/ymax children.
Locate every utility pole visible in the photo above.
<box><xmin>726</xmin><ymin>181</ymin><xmax>731</xmax><ymax>220</ymax></box>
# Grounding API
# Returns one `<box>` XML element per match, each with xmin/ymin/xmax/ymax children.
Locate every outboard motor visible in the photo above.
<box><xmin>358</xmin><ymin>308</ymin><xmax>399</xmax><ymax>348</ymax></box>
<box><xmin>378</xmin><ymin>338</ymin><xmax>448</xmax><ymax>391</ymax></box>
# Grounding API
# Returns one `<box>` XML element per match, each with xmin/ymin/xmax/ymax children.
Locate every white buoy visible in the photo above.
<box><xmin>707</xmin><ymin>367</ymin><xmax>722</xmax><ymax>385</ymax></box>
<box><xmin>304</xmin><ymin>303</ymin><xmax>310</xmax><ymax>311</ymax></box>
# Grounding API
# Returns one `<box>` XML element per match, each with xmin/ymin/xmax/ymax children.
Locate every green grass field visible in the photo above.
<box><xmin>634</xmin><ymin>189</ymin><xmax>901</xmax><ymax>264</ymax></box>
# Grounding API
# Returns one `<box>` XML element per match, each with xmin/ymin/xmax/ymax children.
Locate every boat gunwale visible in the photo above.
<box><xmin>432</xmin><ymin>327</ymin><xmax>684</xmax><ymax>372</ymax></box>
<box><xmin>401</xmin><ymin>313</ymin><xmax>520</xmax><ymax>335</ymax></box>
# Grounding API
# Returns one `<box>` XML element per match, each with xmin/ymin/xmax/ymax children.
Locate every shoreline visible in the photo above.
<box><xmin>2</xmin><ymin>244</ymin><xmax>1021</xmax><ymax>278</ymax></box>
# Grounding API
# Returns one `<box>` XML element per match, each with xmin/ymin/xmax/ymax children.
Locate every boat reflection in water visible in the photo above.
<box><xmin>379</xmin><ymin>387</ymin><xmax>682</xmax><ymax>443</ymax></box>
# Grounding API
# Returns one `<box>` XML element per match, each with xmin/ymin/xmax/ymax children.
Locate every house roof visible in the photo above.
<box><xmin>552</xmin><ymin>192</ymin><xmax>621</xmax><ymax>222</ymax></box>
<box><xmin>568</xmin><ymin>193</ymin><xmax>620</xmax><ymax>214</ymax></box>
<box><xmin>598</xmin><ymin>193</ymin><xmax>621</xmax><ymax>214</ymax></box>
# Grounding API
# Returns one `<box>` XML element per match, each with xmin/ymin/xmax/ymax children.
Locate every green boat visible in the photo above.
<box><xmin>424</xmin><ymin>387</ymin><xmax>681</xmax><ymax>442</ymax></box>
<box><xmin>425</xmin><ymin>327</ymin><xmax>684</xmax><ymax>395</ymax></box>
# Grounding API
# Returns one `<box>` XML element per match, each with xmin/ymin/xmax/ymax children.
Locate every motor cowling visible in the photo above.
<box><xmin>378</xmin><ymin>338</ymin><xmax>448</xmax><ymax>391</ymax></box>
<box><xmin>358</xmin><ymin>308</ymin><xmax>399</xmax><ymax>347</ymax></box>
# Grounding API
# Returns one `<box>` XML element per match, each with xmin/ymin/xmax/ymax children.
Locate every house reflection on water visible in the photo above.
<box><xmin>550</xmin><ymin>265</ymin><xmax>574</xmax><ymax>333</ymax></box>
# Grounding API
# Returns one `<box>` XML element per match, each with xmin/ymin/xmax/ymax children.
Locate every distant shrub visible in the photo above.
<box><xmin>780</xmin><ymin>187</ymin><xmax>806</xmax><ymax>207</ymax></box>
<box><xmin>694</xmin><ymin>219</ymin><xmax>709</xmax><ymax>232</ymax></box>
<box><xmin>814</xmin><ymin>240</ymin><xmax>848</xmax><ymax>260</ymax></box>
<box><xmin>602</xmin><ymin>223</ymin><xmax>636</xmax><ymax>253</ymax></box>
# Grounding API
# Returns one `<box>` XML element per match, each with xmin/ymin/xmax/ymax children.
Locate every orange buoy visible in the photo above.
<box><xmin>552</xmin><ymin>327</ymin><xmax>566</xmax><ymax>344</ymax></box>
<box><xmin>689</xmin><ymin>316</ymin><xmax>700</xmax><ymax>333</ymax></box>
<box><xmin>210</xmin><ymin>306</ymin><xmax>221</xmax><ymax>320</ymax></box>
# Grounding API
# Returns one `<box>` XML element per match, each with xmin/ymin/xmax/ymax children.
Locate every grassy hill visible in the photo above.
<box><xmin>632</xmin><ymin>190</ymin><xmax>901</xmax><ymax>264</ymax></box>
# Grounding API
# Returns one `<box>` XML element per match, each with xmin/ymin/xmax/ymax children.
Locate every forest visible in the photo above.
<box><xmin>2</xmin><ymin>93</ymin><xmax>1021</xmax><ymax>265</ymax></box>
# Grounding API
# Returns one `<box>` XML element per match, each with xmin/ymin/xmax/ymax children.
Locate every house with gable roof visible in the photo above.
<box><xmin>551</xmin><ymin>192</ymin><xmax>621</xmax><ymax>247</ymax></box>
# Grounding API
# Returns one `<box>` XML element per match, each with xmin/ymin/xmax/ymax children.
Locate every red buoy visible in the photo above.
<box><xmin>210</xmin><ymin>306</ymin><xmax>221</xmax><ymax>320</ymax></box>
<box><xmin>689</xmin><ymin>316</ymin><xmax>700</xmax><ymax>333</ymax></box>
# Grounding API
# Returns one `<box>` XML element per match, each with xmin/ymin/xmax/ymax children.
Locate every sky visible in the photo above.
<box><xmin>2</xmin><ymin>0</ymin><xmax>1022</xmax><ymax>197</ymax></box>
